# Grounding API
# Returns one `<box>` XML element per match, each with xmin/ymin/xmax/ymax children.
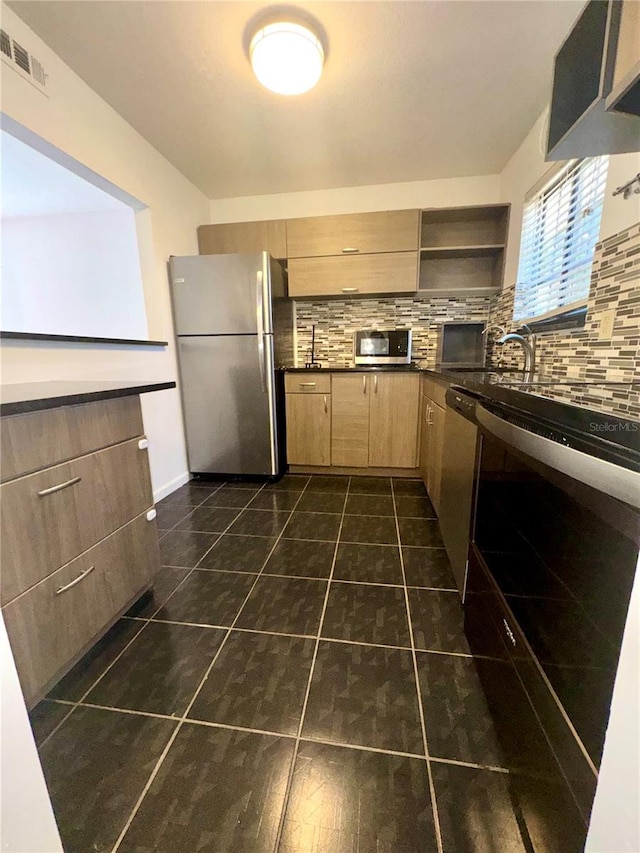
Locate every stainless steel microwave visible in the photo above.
<box><xmin>354</xmin><ymin>329</ymin><xmax>412</xmax><ymax>365</ymax></box>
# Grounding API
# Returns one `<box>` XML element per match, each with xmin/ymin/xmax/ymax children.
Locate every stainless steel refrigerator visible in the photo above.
<box><xmin>169</xmin><ymin>252</ymin><xmax>293</xmax><ymax>477</ymax></box>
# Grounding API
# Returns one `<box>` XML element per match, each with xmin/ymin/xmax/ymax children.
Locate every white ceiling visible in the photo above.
<box><xmin>1</xmin><ymin>129</ymin><xmax>130</xmax><ymax>217</ymax></box>
<box><xmin>9</xmin><ymin>1</ymin><xmax>583</xmax><ymax>199</ymax></box>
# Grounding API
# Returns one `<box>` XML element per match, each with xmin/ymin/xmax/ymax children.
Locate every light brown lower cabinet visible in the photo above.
<box><xmin>331</xmin><ymin>374</ymin><xmax>370</xmax><ymax>467</ymax></box>
<box><xmin>368</xmin><ymin>373</ymin><xmax>420</xmax><ymax>468</ymax></box>
<box><xmin>285</xmin><ymin>392</ymin><xmax>331</xmax><ymax>466</ymax></box>
<box><xmin>419</xmin><ymin>391</ymin><xmax>446</xmax><ymax>512</ymax></box>
<box><xmin>3</xmin><ymin>512</ymin><xmax>158</xmax><ymax>705</ymax></box>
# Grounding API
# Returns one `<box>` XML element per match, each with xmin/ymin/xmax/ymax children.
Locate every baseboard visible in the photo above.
<box><xmin>289</xmin><ymin>465</ymin><xmax>421</xmax><ymax>477</ymax></box>
<box><xmin>153</xmin><ymin>470</ymin><xmax>191</xmax><ymax>503</ymax></box>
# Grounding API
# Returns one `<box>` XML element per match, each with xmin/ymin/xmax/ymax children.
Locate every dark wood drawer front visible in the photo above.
<box><xmin>3</xmin><ymin>512</ymin><xmax>157</xmax><ymax>705</ymax></box>
<box><xmin>1</xmin><ymin>396</ymin><xmax>144</xmax><ymax>483</ymax></box>
<box><xmin>1</xmin><ymin>437</ymin><xmax>153</xmax><ymax>604</ymax></box>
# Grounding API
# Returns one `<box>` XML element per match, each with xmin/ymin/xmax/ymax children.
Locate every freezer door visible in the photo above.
<box><xmin>170</xmin><ymin>253</ymin><xmax>272</xmax><ymax>335</ymax></box>
<box><xmin>177</xmin><ymin>335</ymin><xmax>278</xmax><ymax>475</ymax></box>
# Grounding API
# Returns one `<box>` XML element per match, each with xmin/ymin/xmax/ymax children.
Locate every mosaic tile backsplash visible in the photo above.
<box><xmin>486</xmin><ymin>220</ymin><xmax>640</xmax><ymax>418</ymax></box>
<box><xmin>295</xmin><ymin>295</ymin><xmax>492</xmax><ymax>367</ymax></box>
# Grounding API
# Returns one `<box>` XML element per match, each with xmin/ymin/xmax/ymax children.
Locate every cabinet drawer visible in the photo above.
<box><xmin>1</xmin><ymin>437</ymin><xmax>153</xmax><ymax>604</ymax></box>
<box><xmin>197</xmin><ymin>220</ymin><xmax>287</xmax><ymax>258</ymax></box>
<box><xmin>286</xmin><ymin>210</ymin><xmax>420</xmax><ymax>258</ymax></box>
<box><xmin>0</xmin><ymin>396</ymin><xmax>144</xmax><ymax>483</ymax></box>
<box><xmin>288</xmin><ymin>252</ymin><xmax>419</xmax><ymax>298</ymax></box>
<box><xmin>3</xmin><ymin>512</ymin><xmax>158</xmax><ymax>706</ymax></box>
<box><xmin>284</xmin><ymin>374</ymin><xmax>331</xmax><ymax>394</ymax></box>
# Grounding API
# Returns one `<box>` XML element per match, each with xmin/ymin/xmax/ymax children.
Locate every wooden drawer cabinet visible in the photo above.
<box><xmin>0</xmin><ymin>396</ymin><xmax>143</xmax><ymax>483</ymax></box>
<box><xmin>284</xmin><ymin>373</ymin><xmax>331</xmax><ymax>394</ymax></box>
<box><xmin>3</xmin><ymin>512</ymin><xmax>158</xmax><ymax>705</ymax></box>
<box><xmin>286</xmin><ymin>210</ymin><xmax>420</xmax><ymax>258</ymax></box>
<box><xmin>1</xmin><ymin>392</ymin><xmax>160</xmax><ymax>707</ymax></box>
<box><xmin>197</xmin><ymin>220</ymin><xmax>287</xmax><ymax>259</ymax></box>
<box><xmin>1</xmin><ymin>437</ymin><xmax>153</xmax><ymax>605</ymax></box>
<box><xmin>288</xmin><ymin>252</ymin><xmax>419</xmax><ymax>298</ymax></box>
<box><xmin>285</xmin><ymin>392</ymin><xmax>331</xmax><ymax>466</ymax></box>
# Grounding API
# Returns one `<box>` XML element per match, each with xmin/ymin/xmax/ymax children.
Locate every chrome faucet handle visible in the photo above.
<box><xmin>483</xmin><ymin>324</ymin><xmax>507</xmax><ymax>337</ymax></box>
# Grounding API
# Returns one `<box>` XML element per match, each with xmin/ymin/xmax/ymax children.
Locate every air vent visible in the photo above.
<box><xmin>0</xmin><ymin>29</ymin><xmax>11</xmax><ymax>59</ymax></box>
<box><xmin>12</xmin><ymin>41</ymin><xmax>30</xmax><ymax>74</ymax></box>
<box><xmin>0</xmin><ymin>28</ymin><xmax>48</xmax><ymax>93</ymax></box>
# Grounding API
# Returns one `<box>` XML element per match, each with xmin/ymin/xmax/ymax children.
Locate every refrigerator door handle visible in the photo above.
<box><xmin>256</xmin><ymin>271</ymin><xmax>267</xmax><ymax>393</ymax></box>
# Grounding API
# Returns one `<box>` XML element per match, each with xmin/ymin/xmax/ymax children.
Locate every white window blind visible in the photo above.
<box><xmin>514</xmin><ymin>156</ymin><xmax>609</xmax><ymax>324</ymax></box>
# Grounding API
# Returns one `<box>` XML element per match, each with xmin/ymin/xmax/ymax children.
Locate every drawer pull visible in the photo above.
<box><xmin>362</xmin><ymin>375</ymin><xmax>366</xmax><ymax>394</ymax></box>
<box><xmin>147</xmin><ymin>508</ymin><xmax>157</xmax><ymax>522</ymax></box>
<box><xmin>342</xmin><ymin>247</ymin><xmax>360</xmax><ymax>254</ymax></box>
<box><xmin>38</xmin><ymin>476</ymin><xmax>81</xmax><ymax>497</ymax></box>
<box><xmin>341</xmin><ymin>287</ymin><xmax>359</xmax><ymax>293</ymax></box>
<box><xmin>503</xmin><ymin>618</ymin><xmax>516</xmax><ymax>646</ymax></box>
<box><xmin>374</xmin><ymin>374</ymin><xmax>378</xmax><ymax>393</ymax></box>
<box><xmin>299</xmin><ymin>382</ymin><xmax>317</xmax><ymax>387</ymax></box>
<box><xmin>56</xmin><ymin>565</ymin><xmax>95</xmax><ymax>595</ymax></box>
<box><xmin>138</xmin><ymin>438</ymin><xmax>150</xmax><ymax>450</ymax></box>
<box><xmin>324</xmin><ymin>394</ymin><xmax>328</xmax><ymax>413</ymax></box>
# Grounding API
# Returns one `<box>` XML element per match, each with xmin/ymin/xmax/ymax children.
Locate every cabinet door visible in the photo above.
<box><xmin>419</xmin><ymin>395</ymin><xmax>431</xmax><ymax>486</ymax></box>
<box><xmin>426</xmin><ymin>402</ymin><xmax>446</xmax><ymax>511</ymax></box>
<box><xmin>288</xmin><ymin>252</ymin><xmax>419</xmax><ymax>298</ymax></box>
<box><xmin>286</xmin><ymin>394</ymin><xmax>331</xmax><ymax>466</ymax></box>
<box><xmin>369</xmin><ymin>374</ymin><xmax>420</xmax><ymax>468</ymax></box>
<box><xmin>197</xmin><ymin>221</ymin><xmax>287</xmax><ymax>258</ymax></box>
<box><xmin>286</xmin><ymin>210</ymin><xmax>420</xmax><ymax>258</ymax></box>
<box><xmin>331</xmin><ymin>374</ymin><xmax>370</xmax><ymax>467</ymax></box>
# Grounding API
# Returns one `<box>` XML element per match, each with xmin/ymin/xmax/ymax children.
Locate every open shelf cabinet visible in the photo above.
<box><xmin>418</xmin><ymin>204</ymin><xmax>510</xmax><ymax>296</ymax></box>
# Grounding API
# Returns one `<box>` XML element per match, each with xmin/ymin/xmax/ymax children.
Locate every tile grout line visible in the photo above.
<box><xmin>272</xmin><ymin>477</ymin><xmax>352</xmax><ymax>852</ymax></box>
<box><xmin>391</xmin><ymin>478</ymin><xmax>444</xmax><ymax>853</ymax></box>
<box><xmin>109</xmin><ymin>475</ymin><xmax>313</xmax><ymax>853</ymax></box>
<box><xmin>42</xmin><ymin>698</ymin><xmax>513</xmax><ymax>773</ymax></box>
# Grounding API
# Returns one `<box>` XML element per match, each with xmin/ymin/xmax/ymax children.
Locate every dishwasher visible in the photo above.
<box><xmin>438</xmin><ymin>387</ymin><xmax>480</xmax><ymax>597</ymax></box>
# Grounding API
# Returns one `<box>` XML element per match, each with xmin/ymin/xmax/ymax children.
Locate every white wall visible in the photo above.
<box><xmin>2</xmin><ymin>209</ymin><xmax>148</xmax><ymax>340</ymax></box>
<box><xmin>0</xmin><ymin>3</ymin><xmax>210</xmax><ymax>500</ymax></box>
<box><xmin>208</xmin><ymin>174</ymin><xmax>501</xmax><ymax>222</ymax></box>
<box><xmin>0</xmin><ymin>613</ymin><xmax>63</xmax><ymax>853</ymax></box>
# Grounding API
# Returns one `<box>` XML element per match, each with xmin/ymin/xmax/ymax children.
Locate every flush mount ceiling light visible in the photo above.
<box><xmin>249</xmin><ymin>21</ymin><xmax>324</xmax><ymax>95</ymax></box>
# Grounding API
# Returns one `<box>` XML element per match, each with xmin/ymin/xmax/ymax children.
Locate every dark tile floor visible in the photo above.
<box><xmin>30</xmin><ymin>475</ymin><xmax>545</xmax><ymax>852</ymax></box>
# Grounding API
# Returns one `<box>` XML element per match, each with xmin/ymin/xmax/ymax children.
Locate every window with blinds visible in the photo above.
<box><xmin>513</xmin><ymin>156</ymin><xmax>609</xmax><ymax>325</ymax></box>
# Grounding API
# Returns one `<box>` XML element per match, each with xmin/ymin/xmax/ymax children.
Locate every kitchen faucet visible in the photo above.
<box><xmin>485</xmin><ymin>323</ymin><xmax>536</xmax><ymax>377</ymax></box>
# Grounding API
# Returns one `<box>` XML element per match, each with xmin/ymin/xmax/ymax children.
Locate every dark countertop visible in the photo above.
<box><xmin>0</xmin><ymin>380</ymin><xmax>177</xmax><ymax>416</ymax></box>
<box><xmin>285</xmin><ymin>365</ymin><xmax>423</xmax><ymax>373</ymax></box>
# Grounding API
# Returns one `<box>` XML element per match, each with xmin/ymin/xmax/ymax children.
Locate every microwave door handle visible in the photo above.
<box><xmin>476</xmin><ymin>404</ymin><xmax>640</xmax><ymax>509</ymax></box>
<box><xmin>256</xmin><ymin>271</ymin><xmax>266</xmax><ymax>393</ymax></box>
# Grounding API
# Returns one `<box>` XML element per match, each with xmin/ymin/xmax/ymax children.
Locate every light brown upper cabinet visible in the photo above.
<box><xmin>197</xmin><ymin>220</ymin><xmax>287</xmax><ymax>259</ymax></box>
<box><xmin>288</xmin><ymin>252</ymin><xmax>419</xmax><ymax>298</ymax></box>
<box><xmin>606</xmin><ymin>0</ymin><xmax>640</xmax><ymax>117</ymax></box>
<box><xmin>368</xmin><ymin>373</ymin><xmax>420</xmax><ymax>468</ymax></box>
<box><xmin>286</xmin><ymin>210</ymin><xmax>420</xmax><ymax>258</ymax></box>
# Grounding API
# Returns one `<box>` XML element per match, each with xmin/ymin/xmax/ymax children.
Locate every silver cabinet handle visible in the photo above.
<box><xmin>426</xmin><ymin>404</ymin><xmax>433</xmax><ymax>426</ymax></box>
<box><xmin>256</xmin><ymin>270</ymin><xmax>267</xmax><ymax>393</ymax></box>
<box><xmin>362</xmin><ymin>375</ymin><xmax>367</xmax><ymax>394</ymax></box>
<box><xmin>38</xmin><ymin>476</ymin><xmax>81</xmax><ymax>497</ymax></box>
<box><xmin>374</xmin><ymin>374</ymin><xmax>378</xmax><ymax>393</ymax></box>
<box><xmin>342</xmin><ymin>247</ymin><xmax>360</xmax><ymax>254</ymax></box>
<box><xmin>56</xmin><ymin>565</ymin><xmax>95</xmax><ymax>595</ymax></box>
<box><xmin>341</xmin><ymin>287</ymin><xmax>359</xmax><ymax>293</ymax></box>
<box><xmin>299</xmin><ymin>382</ymin><xmax>317</xmax><ymax>387</ymax></box>
<box><xmin>324</xmin><ymin>395</ymin><xmax>328</xmax><ymax>413</ymax></box>
<box><xmin>503</xmin><ymin>618</ymin><xmax>516</xmax><ymax>646</ymax></box>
